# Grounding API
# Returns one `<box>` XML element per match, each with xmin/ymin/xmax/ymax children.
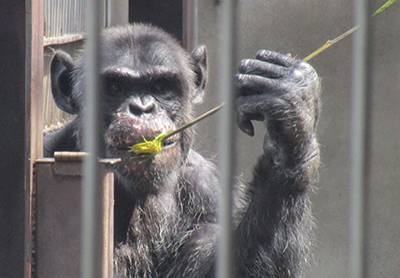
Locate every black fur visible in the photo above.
<box><xmin>44</xmin><ymin>24</ymin><xmax>320</xmax><ymax>277</ymax></box>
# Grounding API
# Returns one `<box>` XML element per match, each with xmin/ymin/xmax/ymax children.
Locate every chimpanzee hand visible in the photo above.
<box><xmin>236</xmin><ymin>50</ymin><xmax>320</xmax><ymax>160</ymax></box>
<box><xmin>235</xmin><ymin>51</ymin><xmax>321</xmax><ymax>276</ymax></box>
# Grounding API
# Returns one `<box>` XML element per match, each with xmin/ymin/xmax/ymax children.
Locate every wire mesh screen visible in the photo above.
<box><xmin>44</xmin><ymin>0</ymin><xmax>86</xmax><ymax>37</ymax></box>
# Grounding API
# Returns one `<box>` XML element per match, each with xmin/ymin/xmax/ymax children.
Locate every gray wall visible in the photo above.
<box><xmin>193</xmin><ymin>1</ymin><xmax>400</xmax><ymax>277</ymax></box>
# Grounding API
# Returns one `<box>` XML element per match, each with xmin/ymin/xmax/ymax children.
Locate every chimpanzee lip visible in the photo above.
<box><xmin>164</xmin><ymin>133</ymin><xmax>180</xmax><ymax>147</ymax></box>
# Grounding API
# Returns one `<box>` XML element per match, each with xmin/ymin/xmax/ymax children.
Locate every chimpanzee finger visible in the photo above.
<box><xmin>236</xmin><ymin>74</ymin><xmax>284</xmax><ymax>96</ymax></box>
<box><xmin>239</xmin><ymin>59</ymin><xmax>290</xmax><ymax>79</ymax></box>
<box><xmin>236</xmin><ymin>94</ymin><xmax>278</xmax><ymax>136</ymax></box>
<box><xmin>237</xmin><ymin>93</ymin><xmax>288</xmax><ymax>119</ymax></box>
<box><xmin>237</xmin><ymin>116</ymin><xmax>255</xmax><ymax>137</ymax></box>
<box><xmin>256</xmin><ymin>50</ymin><xmax>296</xmax><ymax>67</ymax></box>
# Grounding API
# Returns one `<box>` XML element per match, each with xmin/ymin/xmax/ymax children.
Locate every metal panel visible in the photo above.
<box><xmin>34</xmin><ymin>154</ymin><xmax>118</xmax><ymax>278</ymax></box>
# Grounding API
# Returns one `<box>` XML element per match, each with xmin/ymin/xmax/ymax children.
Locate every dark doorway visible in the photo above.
<box><xmin>129</xmin><ymin>0</ymin><xmax>183</xmax><ymax>42</ymax></box>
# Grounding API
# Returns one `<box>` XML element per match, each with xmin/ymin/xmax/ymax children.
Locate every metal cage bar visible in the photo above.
<box><xmin>81</xmin><ymin>0</ymin><xmax>105</xmax><ymax>277</ymax></box>
<box><xmin>183</xmin><ymin>0</ymin><xmax>198</xmax><ymax>51</ymax></box>
<box><xmin>216</xmin><ymin>1</ymin><xmax>238</xmax><ymax>278</ymax></box>
<box><xmin>349</xmin><ymin>0</ymin><xmax>371</xmax><ymax>277</ymax></box>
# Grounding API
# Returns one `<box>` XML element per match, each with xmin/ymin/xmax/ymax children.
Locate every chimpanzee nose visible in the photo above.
<box><xmin>129</xmin><ymin>95</ymin><xmax>155</xmax><ymax>116</ymax></box>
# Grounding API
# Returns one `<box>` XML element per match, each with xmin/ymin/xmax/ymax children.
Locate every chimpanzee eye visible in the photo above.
<box><xmin>107</xmin><ymin>82</ymin><xmax>123</xmax><ymax>95</ymax></box>
<box><xmin>153</xmin><ymin>79</ymin><xmax>171</xmax><ymax>93</ymax></box>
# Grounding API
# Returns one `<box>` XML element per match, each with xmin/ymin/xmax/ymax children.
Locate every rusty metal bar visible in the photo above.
<box><xmin>43</xmin><ymin>34</ymin><xmax>84</xmax><ymax>46</ymax></box>
<box><xmin>28</xmin><ymin>1</ymin><xmax>45</xmax><ymax>276</ymax></box>
<box><xmin>54</xmin><ymin>151</ymin><xmax>88</xmax><ymax>161</ymax></box>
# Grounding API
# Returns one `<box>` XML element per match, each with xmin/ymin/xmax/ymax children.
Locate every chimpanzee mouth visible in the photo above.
<box><xmin>112</xmin><ymin>132</ymin><xmax>180</xmax><ymax>153</ymax></box>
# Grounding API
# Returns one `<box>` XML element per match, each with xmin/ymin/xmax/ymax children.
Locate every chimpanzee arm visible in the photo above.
<box><xmin>43</xmin><ymin>119</ymin><xmax>79</xmax><ymax>157</ymax></box>
<box><xmin>235</xmin><ymin>51</ymin><xmax>321</xmax><ymax>277</ymax></box>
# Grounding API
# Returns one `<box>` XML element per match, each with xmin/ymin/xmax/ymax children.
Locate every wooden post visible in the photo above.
<box><xmin>28</xmin><ymin>0</ymin><xmax>45</xmax><ymax>276</ymax></box>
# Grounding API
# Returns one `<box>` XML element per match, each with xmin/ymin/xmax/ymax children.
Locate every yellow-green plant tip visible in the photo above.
<box><xmin>373</xmin><ymin>0</ymin><xmax>397</xmax><ymax>16</ymax></box>
<box><xmin>129</xmin><ymin>133</ymin><xmax>168</xmax><ymax>156</ymax></box>
<box><xmin>304</xmin><ymin>0</ymin><xmax>397</xmax><ymax>62</ymax></box>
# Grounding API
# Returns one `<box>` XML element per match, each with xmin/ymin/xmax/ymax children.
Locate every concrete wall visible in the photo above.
<box><xmin>193</xmin><ymin>1</ymin><xmax>400</xmax><ymax>277</ymax></box>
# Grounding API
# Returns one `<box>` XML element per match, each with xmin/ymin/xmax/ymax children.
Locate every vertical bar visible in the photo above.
<box><xmin>183</xmin><ymin>0</ymin><xmax>198</xmax><ymax>51</ymax></box>
<box><xmin>105</xmin><ymin>0</ymin><xmax>129</xmax><ymax>28</ymax></box>
<box><xmin>349</xmin><ymin>0</ymin><xmax>371</xmax><ymax>277</ymax></box>
<box><xmin>29</xmin><ymin>0</ymin><xmax>45</xmax><ymax>277</ymax></box>
<box><xmin>106</xmin><ymin>0</ymin><xmax>111</xmax><ymax>27</ymax></box>
<box><xmin>192</xmin><ymin>0</ymin><xmax>198</xmax><ymax>48</ymax></box>
<box><xmin>30</xmin><ymin>0</ymin><xmax>44</xmax><ymax>160</ymax></box>
<box><xmin>217</xmin><ymin>0</ymin><xmax>238</xmax><ymax>278</ymax></box>
<box><xmin>82</xmin><ymin>0</ymin><xmax>104</xmax><ymax>278</ymax></box>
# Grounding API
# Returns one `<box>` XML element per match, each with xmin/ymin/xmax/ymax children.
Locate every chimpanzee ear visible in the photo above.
<box><xmin>50</xmin><ymin>51</ymin><xmax>79</xmax><ymax>114</ymax></box>
<box><xmin>190</xmin><ymin>45</ymin><xmax>208</xmax><ymax>104</ymax></box>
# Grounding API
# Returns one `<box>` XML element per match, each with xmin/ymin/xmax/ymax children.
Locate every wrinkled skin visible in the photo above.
<box><xmin>44</xmin><ymin>24</ymin><xmax>320</xmax><ymax>278</ymax></box>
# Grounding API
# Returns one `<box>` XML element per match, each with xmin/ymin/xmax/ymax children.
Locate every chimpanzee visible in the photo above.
<box><xmin>44</xmin><ymin>24</ymin><xmax>320</xmax><ymax>278</ymax></box>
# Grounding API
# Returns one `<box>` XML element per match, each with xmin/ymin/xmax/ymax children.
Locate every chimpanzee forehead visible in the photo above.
<box><xmin>102</xmin><ymin>36</ymin><xmax>185</xmax><ymax>73</ymax></box>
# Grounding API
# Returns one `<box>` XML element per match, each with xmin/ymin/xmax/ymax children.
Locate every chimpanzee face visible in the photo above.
<box><xmin>101</xmin><ymin>46</ymin><xmax>187</xmax><ymax>188</ymax></box>
<box><xmin>50</xmin><ymin>25</ymin><xmax>207</xmax><ymax>193</ymax></box>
